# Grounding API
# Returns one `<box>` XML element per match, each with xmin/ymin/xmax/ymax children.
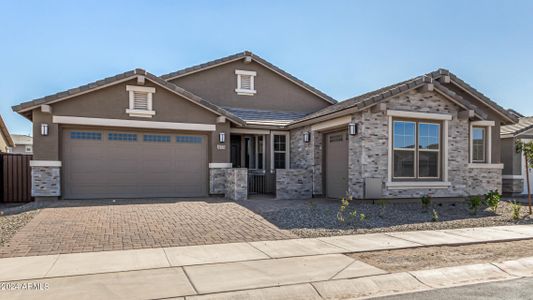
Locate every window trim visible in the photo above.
<box><xmin>235</xmin><ymin>70</ymin><xmax>257</xmax><ymax>96</ymax></box>
<box><xmin>126</xmin><ymin>85</ymin><xmax>156</xmax><ymax>118</ymax></box>
<box><xmin>270</xmin><ymin>131</ymin><xmax>290</xmax><ymax>171</ymax></box>
<box><xmin>387</xmin><ymin>115</ymin><xmax>449</xmax><ymax>186</ymax></box>
<box><xmin>469</xmin><ymin>120</ymin><xmax>494</xmax><ymax>164</ymax></box>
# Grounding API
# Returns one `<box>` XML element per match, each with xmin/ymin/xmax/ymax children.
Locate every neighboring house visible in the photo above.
<box><xmin>501</xmin><ymin>115</ymin><xmax>533</xmax><ymax>195</ymax></box>
<box><xmin>10</xmin><ymin>134</ymin><xmax>33</xmax><ymax>155</ymax></box>
<box><xmin>12</xmin><ymin>51</ymin><xmax>518</xmax><ymax>201</ymax></box>
<box><xmin>0</xmin><ymin>114</ymin><xmax>15</xmax><ymax>153</ymax></box>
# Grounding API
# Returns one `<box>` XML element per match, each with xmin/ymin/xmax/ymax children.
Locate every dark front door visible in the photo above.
<box><xmin>325</xmin><ymin>130</ymin><xmax>349</xmax><ymax>199</ymax></box>
<box><xmin>230</xmin><ymin>135</ymin><xmax>241</xmax><ymax>168</ymax></box>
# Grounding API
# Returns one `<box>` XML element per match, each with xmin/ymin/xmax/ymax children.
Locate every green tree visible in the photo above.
<box><xmin>516</xmin><ymin>140</ymin><xmax>533</xmax><ymax>214</ymax></box>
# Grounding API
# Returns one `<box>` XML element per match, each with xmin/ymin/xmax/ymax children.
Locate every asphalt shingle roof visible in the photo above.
<box><xmin>224</xmin><ymin>107</ymin><xmax>309</xmax><ymax>126</ymax></box>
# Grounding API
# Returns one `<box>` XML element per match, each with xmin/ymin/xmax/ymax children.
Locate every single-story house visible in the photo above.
<box><xmin>501</xmin><ymin>113</ymin><xmax>533</xmax><ymax>195</ymax></box>
<box><xmin>12</xmin><ymin>51</ymin><xmax>518</xmax><ymax>201</ymax></box>
<box><xmin>0</xmin><ymin>114</ymin><xmax>15</xmax><ymax>153</ymax></box>
<box><xmin>9</xmin><ymin>134</ymin><xmax>33</xmax><ymax>155</ymax></box>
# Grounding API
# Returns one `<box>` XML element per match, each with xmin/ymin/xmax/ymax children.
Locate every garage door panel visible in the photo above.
<box><xmin>63</xmin><ymin>129</ymin><xmax>207</xmax><ymax>199</ymax></box>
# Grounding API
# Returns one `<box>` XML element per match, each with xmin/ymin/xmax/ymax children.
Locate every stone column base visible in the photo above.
<box><xmin>30</xmin><ymin>161</ymin><xmax>61</xmax><ymax>197</ymax></box>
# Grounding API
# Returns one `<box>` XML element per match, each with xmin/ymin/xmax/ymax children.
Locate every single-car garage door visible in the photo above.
<box><xmin>62</xmin><ymin>129</ymin><xmax>208</xmax><ymax>199</ymax></box>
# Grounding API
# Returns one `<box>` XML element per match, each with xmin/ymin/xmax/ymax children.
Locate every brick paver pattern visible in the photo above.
<box><xmin>0</xmin><ymin>199</ymin><xmax>295</xmax><ymax>258</ymax></box>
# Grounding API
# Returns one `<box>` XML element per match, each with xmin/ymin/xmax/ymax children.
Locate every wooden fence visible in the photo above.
<box><xmin>1</xmin><ymin>154</ymin><xmax>33</xmax><ymax>203</ymax></box>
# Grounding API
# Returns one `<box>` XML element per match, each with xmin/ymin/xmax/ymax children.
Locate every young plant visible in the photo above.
<box><xmin>431</xmin><ymin>209</ymin><xmax>439</xmax><ymax>222</ymax></box>
<box><xmin>468</xmin><ymin>196</ymin><xmax>482</xmax><ymax>215</ymax></box>
<box><xmin>511</xmin><ymin>201</ymin><xmax>522</xmax><ymax>221</ymax></box>
<box><xmin>420</xmin><ymin>194</ymin><xmax>432</xmax><ymax>212</ymax></box>
<box><xmin>337</xmin><ymin>196</ymin><xmax>351</xmax><ymax>224</ymax></box>
<box><xmin>485</xmin><ymin>190</ymin><xmax>502</xmax><ymax>213</ymax></box>
<box><xmin>359</xmin><ymin>213</ymin><xmax>366</xmax><ymax>222</ymax></box>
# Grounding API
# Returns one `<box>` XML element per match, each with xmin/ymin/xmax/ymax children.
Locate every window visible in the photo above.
<box><xmin>6</xmin><ymin>147</ymin><xmax>12</xmax><ymax>153</ymax></box>
<box><xmin>125</xmin><ymin>85</ymin><xmax>156</xmax><ymax>117</ymax></box>
<box><xmin>25</xmin><ymin>146</ymin><xmax>32</xmax><ymax>153</ymax></box>
<box><xmin>109</xmin><ymin>133</ymin><xmax>137</xmax><ymax>141</ymax></box>
<box><xmin>392</xmin><ymin>120</ymin><xmax>440</xmax><ymax>179</ymax></box>
<box><xmin>176</xmin><ymin>136</ymin><xmax>202</xmax><ymax>144</ymax></box>
<box><xmin>235</xmin><ymin>70</ymin><xmax>256</xmax><ymax>96</ymax></box>
<box><xmin>144</xmin><ymin>135</ymin><xmax>171</xmax><ymax>143</ymax></box>
<box><xmin>70</xmin><ymin>131</ymin><xmax>101</xmax><ymax>140</ymax></box>
<box><xmin>273</xmin><ymin>135</ymin><xmax>287</xmax><ymax>169</ymax></box>
<box><xmin>472</xmin><ymin>127</ymin><xmax>486</xmax><ymax>162</ymax></box>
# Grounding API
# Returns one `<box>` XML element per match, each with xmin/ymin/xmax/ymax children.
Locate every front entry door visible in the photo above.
<box><xmin>325</xmin><ymin>130</ymin><xmax>349</xmax><ymax>199</ymax></box>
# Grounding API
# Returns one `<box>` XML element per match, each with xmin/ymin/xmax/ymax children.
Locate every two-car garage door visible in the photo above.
<box><xmin>62</xmin><ymin>129</ymin><xmax>208</xmax><ymax>199</ymax></box>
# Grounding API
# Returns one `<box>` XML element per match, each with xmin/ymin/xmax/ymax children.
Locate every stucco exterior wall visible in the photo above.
<box><xmin>169</xmin><ymin>60</ymin><xmax>331</xmax><ymax>113</ymax></box>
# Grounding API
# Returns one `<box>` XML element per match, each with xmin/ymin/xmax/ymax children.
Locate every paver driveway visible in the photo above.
<box><xmin>0</xmin><ymin>199</ymin><xmax>295</xmax><ymax>258</ymax></box>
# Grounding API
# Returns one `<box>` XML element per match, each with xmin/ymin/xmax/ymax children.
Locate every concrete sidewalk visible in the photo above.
<box><xmin>2</xmin><ymin>224</ymin><xmax>533</xmax><ymax>299</ymax></box>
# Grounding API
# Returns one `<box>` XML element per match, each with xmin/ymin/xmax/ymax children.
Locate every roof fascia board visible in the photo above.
<box><xmin>163</xmin><ymin>56</ymin><xmax>244</xmax><ymax>81</ymax></box>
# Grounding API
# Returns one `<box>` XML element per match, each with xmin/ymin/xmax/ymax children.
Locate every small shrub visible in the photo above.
<box><xmin>337</xmin><ymin>196</ymin><xmax>351</xmax><ymax>224</ymax></box>
<box><xmin>421</xmin><ymin>194</ymin><xmax>432</xmax><ymax>212</ymax></box>
<box><xmin>485</xmin><ymin>190</ymin><xmax>502</xmax><ymax>213</ymax></box>
<box><xmin>377</xmin><ymin>199</ymin><xmax>386</xmax><ymax>218</ymax></box>
<box><xmin>359</xmin><ymin>213</ymin><xmax>366</xmax><ymax>222</ymax></box>
<box><xmin>512</xmin><ymin>201</ymin><xmax>522</xmax><ymax>221</ymax></box>
<box><xmin>431</xmin><ymin>209</ymin><xmax>439</xmax><ymax>222</ymax></box>
<box><xmin>468</xmin><ymin>196</ymin><xmax>482</xmax><ymax>215</ymax></box>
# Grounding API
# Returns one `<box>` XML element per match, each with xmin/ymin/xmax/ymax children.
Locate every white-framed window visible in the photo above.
<box><xmin>469</xmin><ymin>120</ymin><xmax>494</xmax><ymax>164</ymax></box>
<box><xmin>270</xmin><ymin>132</ymin><xmax>290</xmax><ymax>170</ymax></box>
<box><xmin>125</xmin><ymin>85</ymin><xmax>156</xmax><ymax>118</ymax></box>
<box><xmin>25</xmin><ymin>145</ymin><xmax>32</xmax><ymax>153</ymax></box>
<box><xmin>392</xmin><ymin>120</ymin><xmax>441</xmax><ymax>180</ymax></box>
<box><xmin>6</xmin><ymin>147</ymin><xmax>12</xmax><ymax>153</ymax></box>
<box><xmin>235</xmin><ymin>70</ymin><xmax>256</xmax><ymax>96</ymax></box>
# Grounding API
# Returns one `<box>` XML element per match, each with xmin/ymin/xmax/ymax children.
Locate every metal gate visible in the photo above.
<box><xmin>1</xmin><ymin>154</ymin><xmax>33</xmax><ymax>203</ymax></box>
<box><xmin>248</xmin><ymin>169</ymin><xmax>275</xmax><ymax>195</ymax></box>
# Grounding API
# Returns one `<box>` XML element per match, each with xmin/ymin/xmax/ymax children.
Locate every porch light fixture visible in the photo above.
<box><xmin>41</xmin><ymin>123</ymin><xmax>49</xmax><ymax>136</ymax></box>
<box><xmin>349</xmin><ymin>123</ymin><xmax>358</xmax><ymax>136</ymax></box>
<box><xmin>218</xmin><ymin>132</ymin><xmax>225</xmax><ymax>143</ymax></box>
<box><xmin>303</xmin><ymin>131</ymin><xmax>310</xmax><ymax>143</ymax></box>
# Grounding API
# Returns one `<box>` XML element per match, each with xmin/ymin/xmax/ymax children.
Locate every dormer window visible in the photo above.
<box><xmin>235</xmin><ymin>70</ymin><xmax>256</xmax><ymax>96</ymax></box>
<box><xmin>125</xmin><ymin>85</ymin><xmax>156</xmax><ymax>118</ymax></box>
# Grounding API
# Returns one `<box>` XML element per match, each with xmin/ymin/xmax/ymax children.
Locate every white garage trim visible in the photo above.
<box><xmin>30</xmin><ymin>160</ymin><xmax>62</xmax><ymax>167</ymax></box>
<box><xmin>53</xmin><ymin>116</ymin><xmax>216</xmax><ymax>131</ymax></box>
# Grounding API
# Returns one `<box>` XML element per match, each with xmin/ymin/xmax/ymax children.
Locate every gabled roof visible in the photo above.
<box><xmin>11</xmin><ymin>134</ymin><xmax>32</xmax><ymax>145</ymax></box>
<box><xmin>223</xmin><ymin>107</ymin><xmax>309</xmax><ymax>127</ymax></box>
<box><xmin>12</xmin><ymin>69</ymin><xmax>246</xmax><ymax>126</ymax></box>
<box><xmin>160</xmin><ymin>51</ymin><xmax>337</xmax><ymax>105</ymax></box>
<box><xmin>501</xmin><ymin>116</ymin><xmax>533</xmax><ymax>138</ymax></box>
<box><xmin>427</xmin><ymin>69</ymin><xmax>518</xmax><ymax>124</ymax></box>
<box><xmin>0</xmin><ymin>115</ymin><xmax>14</xmax><ymax>147</ymax></box>
<box><xmin>289</xmin><ymin>69</ymin><xmax>517</xmax><ymax>127</ymax></box>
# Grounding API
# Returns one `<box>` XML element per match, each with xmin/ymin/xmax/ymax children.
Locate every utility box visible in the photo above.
<box><xmin>365</xmin><ymin>178</ymin><xmax>383</xmax><ymax>199</ymax></box>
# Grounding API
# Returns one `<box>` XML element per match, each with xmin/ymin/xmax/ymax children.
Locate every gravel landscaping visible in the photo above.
<box><xmin>350</xmin><ymin>239</ymin><xmax>533</xmax><ymax>272</ymax></box>
<box><xmin>0</xmin><ymin>209</ymin><xmax>39</xmax><ymax>247</ymax></box>
<box><xmin>243</xmin><ymin>198</ymin><xmax>533</xmax><ymax>238</ymax></box>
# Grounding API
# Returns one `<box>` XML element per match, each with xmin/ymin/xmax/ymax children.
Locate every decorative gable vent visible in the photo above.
<box><xmin>126</xmin><ymin>85</ymin><xmax>156</xmax><ymax>118</ymax></box>
<box><xmin>235</xmin><ymin>70</ymin><xmax>256</xmax><ymax>96</ymax></box>
<box><xmin>133</xmin><ymin>91</ymin><xmax>149</xmax><ymax>110</ymax></box>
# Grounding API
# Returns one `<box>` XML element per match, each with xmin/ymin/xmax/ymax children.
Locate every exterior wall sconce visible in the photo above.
<box><xmin>41</xmin><ymin>123</ymin><xmax>49</xmax><ymax>136</ymax></box>
<box><xmin>303</xmin><ymin>131</ymin><xmax>310</xmax><ymax>143</ymax></box>
<box><xmin>349</xmin><ymin>123</ymin><xmax>358</xmax><ymax>136</ymax></box>
<box><xmin>218</xmin><ymin>132</ymin><xmax>225</xmax><ymax>143</ymax></box>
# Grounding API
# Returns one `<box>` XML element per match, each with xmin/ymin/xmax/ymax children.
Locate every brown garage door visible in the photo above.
<box><xmin>62</xmin><ymin>129</ymin><xmax>208</xmax><ymax>199</ymax></box>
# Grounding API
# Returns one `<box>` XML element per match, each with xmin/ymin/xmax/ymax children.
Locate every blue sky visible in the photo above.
<box><xmin>1</xmin><ymin>0</ymin><xmax>532</xmax><ymax>134</ymax></box>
